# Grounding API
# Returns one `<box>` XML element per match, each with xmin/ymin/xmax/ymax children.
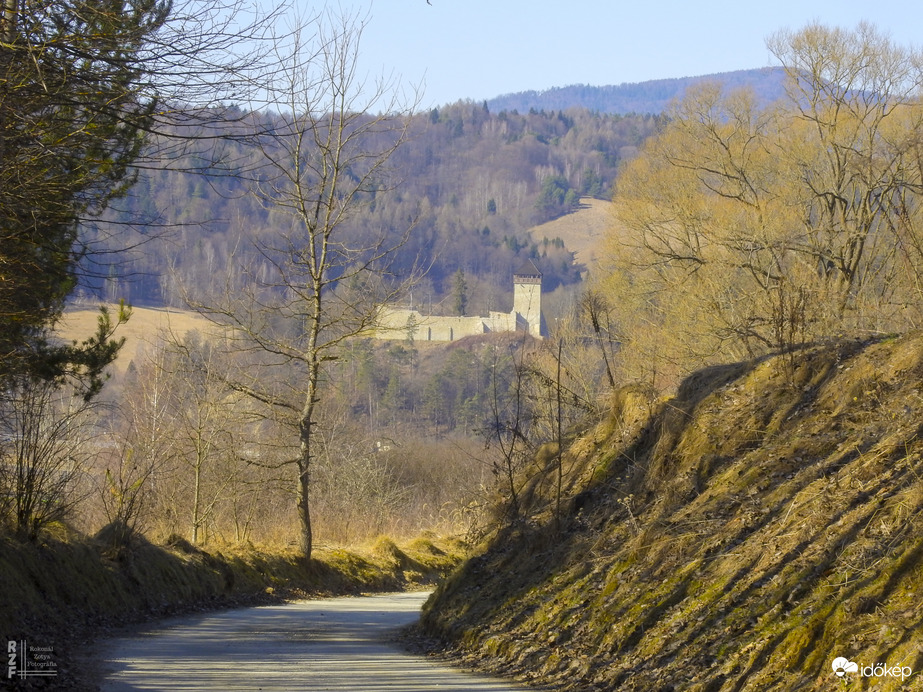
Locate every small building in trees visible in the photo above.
<box><xmin>374</xmin><ymin>261</ymin><xmax>546</xmax><ymax>341</ymax></box>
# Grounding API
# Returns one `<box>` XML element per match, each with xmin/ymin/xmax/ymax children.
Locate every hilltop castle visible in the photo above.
<box><xmin>374</xmin><ymin>261</ymin><xmax>546</xmax><ymax>342</ymax></box>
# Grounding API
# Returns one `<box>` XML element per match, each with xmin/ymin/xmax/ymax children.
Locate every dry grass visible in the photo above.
<box><xmin>422</xmin><ymin>333</ymin><xmax>923</xmax><ymax>691</ymax></box>
<box><xmin>1</xmin><ymin>525</ymin><xmax>466</xmax><ymax>689</ymax></box>
<box><xmin>527</xmin><ymin>197</ymin><xmax>615</xmax><ymax>270</ymax></box>
<box><xmin>58</xmin><ymin>305</ymin><xmax>217</xmax><ymax>372</ymax></box>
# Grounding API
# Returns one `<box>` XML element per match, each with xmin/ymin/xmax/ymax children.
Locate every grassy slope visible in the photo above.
<box><xmin>58</xmin><ymin>306</ymin><xmax>218</xmax><ymax>373</ymax></box>
<box><xmin>422</xmin><ymin>334</ymin><xmax>923</xmax><ymax>691</ymax></box>
<box><xmin>1</xmin><ymin>529</ymin><xmax>463</xmax><ymax>689</ymax></box>
<box><xmin>527</xmin><ymin>197</ymin><xmax>615</xmax><ymax>271</ymax></box>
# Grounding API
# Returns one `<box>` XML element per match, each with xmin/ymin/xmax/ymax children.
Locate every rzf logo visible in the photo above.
<box><xmin>7</xmin><ymin>639</ymin><xmax>58</xmax><ymax>679</ymax></box>
<box><xmin>8</xmin><ymin>640</ymin><xmax>17</xmax><ymax>679</ymax></box>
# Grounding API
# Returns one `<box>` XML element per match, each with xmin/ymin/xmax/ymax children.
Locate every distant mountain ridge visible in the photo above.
<box><xmin>485</xmin><ymin>67</ymin><xmax>788</xmax><ymax>115</ymax></box>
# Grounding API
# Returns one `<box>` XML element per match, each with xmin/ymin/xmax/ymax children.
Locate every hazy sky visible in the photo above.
<box><xmin>346</xmin><ymin>0</ymin><xmax>923</xmax><ymax>108</ymax></box>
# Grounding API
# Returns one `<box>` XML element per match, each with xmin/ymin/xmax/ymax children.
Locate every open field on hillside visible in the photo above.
<box><xmin>527</xmin><ymin>197</ymin><xmax>615</xmax><ymax>271</ymax></box>
<box><xmin>59</xmin><ymin>305</ymin><xmax>218</xmax><ymax>372</ymax></box>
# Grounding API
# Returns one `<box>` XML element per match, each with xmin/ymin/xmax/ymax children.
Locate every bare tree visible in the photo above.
<box><xmin>0</xmin><ymin>378</ymin><xmax>98</xmax><ymax>539</ymax></box>
<box><xmin>186</xmin><ymin>8</ymin><xmax>420</xmax><ymax>557</ymax></box>
<box><xmin>102</xmin><ymin>340</ymin><xmax>182</xmax><ymax>544</ymax></box>
<box><xmin>579</xmin><ymin>288</ymin><xmax>618</xmax><ymax>392</ymax></box>
<box><xmin>481</xmin><ymin>338</ymin><xmax>537</xmax><ymax>523</ymax></box>
<box><xmin>166</xmin><ymin>332</ymin><xmax>251</xmax><ymax>545</ymax></box>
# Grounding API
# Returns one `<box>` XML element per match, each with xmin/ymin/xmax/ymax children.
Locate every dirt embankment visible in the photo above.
<box><xmin>422</xmin><ymin>334</ymin><xmax>923</xmax><ymax>691</ymax></box>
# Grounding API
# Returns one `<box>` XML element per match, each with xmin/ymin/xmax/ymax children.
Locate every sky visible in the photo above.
<box><xmin>345</xmin><ymin>0</ymin><xmax>923</xmax><ymax>109</ymax></box>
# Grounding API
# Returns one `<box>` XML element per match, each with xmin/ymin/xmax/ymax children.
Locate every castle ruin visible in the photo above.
<box><xmin>374</xmin><ymin>260</ymin><xmax>545</xmax><ymax>342</ymax></box>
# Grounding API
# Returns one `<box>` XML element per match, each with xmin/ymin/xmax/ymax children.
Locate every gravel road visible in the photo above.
<box><xmin>97</xmin><ymin>591</ymin><xmax>528</xmax><ymax>691</ymax></box>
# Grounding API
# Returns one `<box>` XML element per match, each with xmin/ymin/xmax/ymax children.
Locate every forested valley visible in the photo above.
<box><xmin>21</xmin><ymin>98</ymin><xmax>661</xmax><ymax>552</ymax></box>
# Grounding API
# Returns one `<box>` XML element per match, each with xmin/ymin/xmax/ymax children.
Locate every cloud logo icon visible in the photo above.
<box><xmin>832</xmin><ymin>657</ymin><xmax>859</xmax><ymax>677</ymax></box>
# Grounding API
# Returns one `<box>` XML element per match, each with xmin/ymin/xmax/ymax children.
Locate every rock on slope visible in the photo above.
<box><xmin>422</xmin><ymin>334</ymin><xmax>923</xmax><ymax>691</ymax></box>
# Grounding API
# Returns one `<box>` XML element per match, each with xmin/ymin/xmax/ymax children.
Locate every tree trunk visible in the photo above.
<box><xmin>297</xmin><ymin>451</ymin><xmax>313</xmax><ymax>558</ymax></box>
<box><xmin>192</xmin><ymin>456</ymin><xmax>202</xmax><ymax>544</ymax></box>
<box><xmin>297</xmin><ymin>383</ymin><xmax>317</xmax><ymax>558</ymax></box>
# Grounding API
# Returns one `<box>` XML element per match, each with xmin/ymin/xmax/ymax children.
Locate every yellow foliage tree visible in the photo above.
<box><xmin>603</xmin><ymin>22</ymin><xmax>923</xmax><ymax>388</ymax></box>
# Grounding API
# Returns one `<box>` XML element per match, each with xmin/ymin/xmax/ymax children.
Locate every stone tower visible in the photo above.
<box><xmin>513</xmin><ymin>260</ymin><xmax>544</xmax><ymax>338</ymax></box>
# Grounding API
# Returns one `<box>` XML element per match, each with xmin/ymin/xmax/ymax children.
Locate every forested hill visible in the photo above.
<box><xmin>85</xmin><ymin>69</ymin><xmax>786</xmax><ymax>313</ymax></box>
<box><xmin>486</xmin><ymin>67</ymin><xmax>788</xmax><ymax>115</ymax></box>
<box><xmin>85</xmin><ymin>103</ymin><xmax>663</xmax><ymax>312</ymax></box>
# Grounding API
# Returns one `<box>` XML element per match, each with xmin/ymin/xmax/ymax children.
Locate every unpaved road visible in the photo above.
<box><xmin>97</xmin><ymin>591</ymin><xmax>528</xmax><ymax>691</ymax></box>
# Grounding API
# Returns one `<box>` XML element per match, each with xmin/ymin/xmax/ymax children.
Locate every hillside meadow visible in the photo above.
<box><xmin>58</xmin><ymin>305</ymin><xmax>218</xmax><ymax>373</ymax></box>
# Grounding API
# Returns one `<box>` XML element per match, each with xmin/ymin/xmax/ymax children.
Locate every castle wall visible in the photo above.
<box><xmin>374</xmin><ymin>307</ymin><xmax>529</xmax><ymax>342</ymax></box>
<box><xmin>372</xmin><ymin>266</ymin><xmax>544</xmax><ymax>342</ymax></box>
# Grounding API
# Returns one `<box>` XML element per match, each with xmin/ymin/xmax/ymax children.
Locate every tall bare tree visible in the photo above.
<box><xmin>102</xmin><ymin>338</ymin><xmax>181</xmax><ymax>544</ymax></box>
<box><xmin>166</xmin><ymin>332</ymin><xmax>251</xmax><ymax>545</ymax></box>
<box><xmin>187</xmin><ymin>8</ymin><xmax>419</xmax><ymax>557</ymax></box>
